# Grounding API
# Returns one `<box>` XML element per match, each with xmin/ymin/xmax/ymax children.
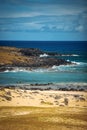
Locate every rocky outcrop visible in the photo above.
<box><xmin>20</xmin><ymin>48</ymin><xmax>62</xmax><ymax>56</ymax></box>
<box><xmin>0</xmin><ymin>46</ymin><xmax>72</xmax><ymax>71</ymax></box>
<box><xmin>20</xmin><ymin>48</ymin><xmax>44</xmax><ymax>56</ymax></box>
<box><xmin>27</xmin><ymin>57</ymin><xmax>70</xmax><ymax>67</ymax></box>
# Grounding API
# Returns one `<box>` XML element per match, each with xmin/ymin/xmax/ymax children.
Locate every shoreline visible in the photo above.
<box><xmin>0</xmin><ymin>82</ymin><xmax>87</xmax><ymax>91</ymax></box>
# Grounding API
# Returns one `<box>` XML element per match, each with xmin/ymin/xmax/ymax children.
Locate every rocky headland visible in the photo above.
<box><xmin>0</xmin><ymin>46</ymin><xmax>72</xmax><ymax>71</ymax></box>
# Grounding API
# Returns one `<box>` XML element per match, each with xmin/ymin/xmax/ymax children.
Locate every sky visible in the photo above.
<box><xmin>0</xmin><ymin>0</ymin><xmax>87</xmax><ymax>41</ymax></box>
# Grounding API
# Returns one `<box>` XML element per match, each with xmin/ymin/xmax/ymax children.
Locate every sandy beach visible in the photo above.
<box><xmin>0</xmin><ymin>87</ymin><xmax>87</xmax><ymax>130</ymax></box>
<box><xmin>0</xmin><ymin>87</ymin><xmax>87</xmax><ymax>107</ymax></box>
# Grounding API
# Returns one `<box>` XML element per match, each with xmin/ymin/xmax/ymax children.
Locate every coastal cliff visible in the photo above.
<box><xmin>0</xmin><ymin>46</ymin><xmax>71</xmax><ymax>71</ymax></box>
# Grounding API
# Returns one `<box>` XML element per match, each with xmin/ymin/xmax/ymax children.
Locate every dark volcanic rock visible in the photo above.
<box><xmin>20</xmin><ymin>48</ymin><xmax>44</xmax><ymax>56</ymax></box>
<box><xmin>15</xmin><ymin>57</ymin><xmax>70</xmax><ymax>68</ymax></box>
<box><xmin>0</xmin><ymin>67</ymin><xmax>7</xmax><ymax>72</ymax></box>
<box><xmin>46</xmin><ymin>52</ymin><xmax>60</xmax><ymax>56</ymax></box>
<box><xmin>0</xmin><ymin>67</ymin><xmax>14</xmax><ymax>72</ymax></box>
<box><xmin>20</xmin><ymin>48</ymin><xmax>61</xmax><ymax>57</ymax></box>
<box><xmin>30</xmin><ymin>57</ymin><xmax>70</xmax><ymax>67</ymax></box>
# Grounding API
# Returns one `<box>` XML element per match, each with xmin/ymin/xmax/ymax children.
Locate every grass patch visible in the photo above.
<box><xmin>0</xmin><ymin>106</ymin><xmax>87</xmax><ymax>130</ymax></box>
<box><xmin>41</xmin><ymin>101</ymin><xmax>53</xmax><ymax>105</ymax></box>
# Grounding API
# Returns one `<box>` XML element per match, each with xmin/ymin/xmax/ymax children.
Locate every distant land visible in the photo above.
<box><xmin>0</xmin><ymin>46</ymin><xmax>72</xmax><ymax>72</ymax></box>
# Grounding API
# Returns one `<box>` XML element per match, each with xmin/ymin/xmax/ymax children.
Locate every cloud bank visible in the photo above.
<box><xmin>0</xmin><ymin>0</ymin><xmax>87</xmax><ymax>40</ymax></box>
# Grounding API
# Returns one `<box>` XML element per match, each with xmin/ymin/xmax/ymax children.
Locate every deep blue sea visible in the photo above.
<box><xmin>0</xmin><ymin>41</ymin><xmax>87</xmax><ymax>85</ymax></box>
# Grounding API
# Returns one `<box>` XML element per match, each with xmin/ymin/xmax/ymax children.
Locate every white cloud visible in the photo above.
<box><xmin>0</xmin><ymin>12</ymin><xmax>42</xmax><ymax>18</ymax></box>
<box><xmin>24</xmin><ymin>22</ymin><xmax>44</xmax><ymax>30</ymax></box>
<box><xmin>14</xmin><ymin>12</ymin><xmax>42</xmax><ymax>18</ymax></box>
<box><xmin>0</xmin><ymin>3</ymin><xmax>86</xmax><ymax>18</ymax></box>
<box><xmin>0</xmin><ymin>1</ymin><xmax>86</xmax><ymax>33</ymax></box>
<box><xmin>0</xmin><ymin>21</ymin><xmax>44</xmax><ymax>32</ymax></box>
<box><xmin>75</xmin><ymin>25</ymin><xmax>84</xmax><ymax>32</ymax></box>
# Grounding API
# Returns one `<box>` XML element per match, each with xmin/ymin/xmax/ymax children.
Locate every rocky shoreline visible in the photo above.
<box><xmin>0</xmin><ymin>82</ymin><xmax>87</xmax><ymax>91</ymax></box>
<box><xmin>0</xmin><ymin>46</ymin><xmax>73</xmax><ymax>72</ymax></box>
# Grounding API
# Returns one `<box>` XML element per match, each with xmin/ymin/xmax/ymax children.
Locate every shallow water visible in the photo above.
<box><xmin>0</xmin><ymin>70</ymin><xmax>87</xmax><ymax>85</ymax></box>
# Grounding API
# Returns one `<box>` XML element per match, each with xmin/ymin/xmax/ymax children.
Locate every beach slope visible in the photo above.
<box><xmin>0</xmin><ymin>88</ymin><xmax>87</xmax><ymax>130</ymax></box>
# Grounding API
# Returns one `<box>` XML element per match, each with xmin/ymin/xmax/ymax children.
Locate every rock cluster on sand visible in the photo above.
<box><xmin>0</xmin><ymin>88</ymin><xmax>87</xmax><ymax>107</ymax></box>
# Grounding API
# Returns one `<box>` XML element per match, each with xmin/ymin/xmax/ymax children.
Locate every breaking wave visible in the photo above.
<box><xmin>2</xmin><ymin>61</ymin><xmax>87</xmax><ymax>73</ymax></box>
<box><xmin>4</xmin><ymin>68</ymin><xmax>31</xmax><ymax>73</ymax></box>
<box><xmin>39</xmin><ymin>53</ymin><xmax>48</xmax><ymax>58</ymax></box>
<box><xmin>61</xmin><ymin>54</ymin><xmax>79</xmax><ymax>57</ymax></box>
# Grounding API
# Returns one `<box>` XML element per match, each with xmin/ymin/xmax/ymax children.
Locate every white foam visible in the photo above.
<box><xmin>51</xmin><ymin>64</ymin><xmax>79</xmax><ymax>72</ymax></box>
<box><xmin>32</xmin><ymin>68</ymin><xmax>49</xmax><ymax>73</ymax></box>
<box><xmin>71</xmin><ymin>61</ymin><xmax>87</xmax><ymax>66</ymax></box>
<box><xmin>52</xmin><ymin>65</ymin><xmax>57</xmax><ymax>69</ymax></box>
<box><xmin>71</xmin><ymin>54</ymin><xmax>79</xmax><ymax>56</ymax></box>
<box><xmin>71</xmin><ymin>61</ymin><xmax>80</xmax><ymax>65</ymax></box>
<box><xmin>4</xmin><ymin>70</ymin><xmax>9</xmax><ymax>72</ymax></box>
<box><xmin>4</xmin><ymin>68</ymin><xmax>31</xmax><ymax>73</ymax></box>
<box><xmin>40</xmin><ymin>53</ymin><xmax>48</xmax><ymax>58</ymax></box>
<box><xmin>62</xmin><ymin>54</ymin><xmax>70</xmax><ymax>56</ymax></box>
<box><xmin>6</xmin><ymin>68</ymin><xmax>18</xmax><ymax>73</ymax></box>
<box><xmin>67</xmin><ymin>59</ymin><xmax>70</xmax><ymax>62</ymax></box>
<box><xmin>61</xmin><ymin>54</ymin><xmax>79</xmax><ymax>57</ymax></box>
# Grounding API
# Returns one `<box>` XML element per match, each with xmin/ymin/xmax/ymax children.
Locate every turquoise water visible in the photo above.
<box><xmin>0</xmin><ymin>41</ymin><xmax>87</xmax><ymax>85</ymax></box>
<box><xmin>0</xmin><ymin>71</ymin><xmax>87</xmax><ymax>85</ymax></box>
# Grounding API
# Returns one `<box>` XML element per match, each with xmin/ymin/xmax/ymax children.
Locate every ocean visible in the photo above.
<box><xmin>0</xmin><ymin>41</ymin><xmax>87</xmax><ymax>85</ymax></box>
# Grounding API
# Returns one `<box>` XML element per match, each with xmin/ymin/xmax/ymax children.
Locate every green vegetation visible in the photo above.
<box><xmin>0</xmin><ymin>107</ymin><xmax>87</xmax><ymax>130</ymax></box>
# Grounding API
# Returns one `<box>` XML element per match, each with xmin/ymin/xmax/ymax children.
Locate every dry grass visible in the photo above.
<box><xmin>0</xmin><ymin>106</ymin><xmax>87</xmax><ymax>130</ymax></box>
<box><xmin>0</xmin><ymin>46</ymin><xmax>32</xmax><ymax>65</ymax></box>
<box><xmin>41</xmin><ymin>101</ymin><xmax>53</xmax><ymax>105</ymax></box>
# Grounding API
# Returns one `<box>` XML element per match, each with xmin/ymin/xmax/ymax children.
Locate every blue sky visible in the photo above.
<box><xmin>0</xmin><ymin>0</ymin><xmax>87</xmax><ymax>41</ymax></box>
